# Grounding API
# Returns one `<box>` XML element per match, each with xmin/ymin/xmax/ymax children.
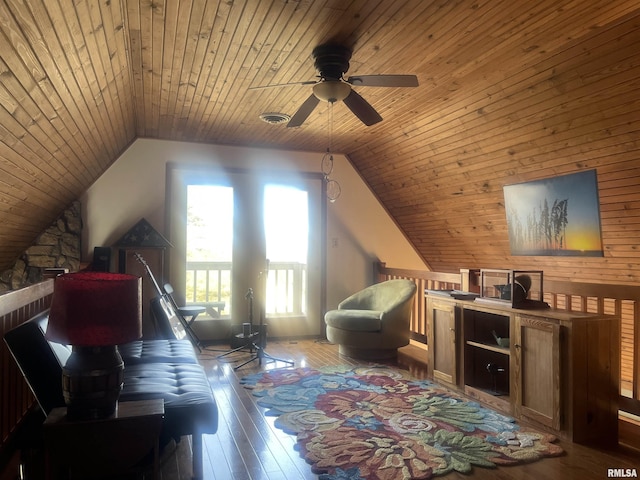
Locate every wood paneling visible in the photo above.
<box><xmin>1</xmin><ymin>0</ymin><xmax>640</xmax><ymax>287</ymax></box>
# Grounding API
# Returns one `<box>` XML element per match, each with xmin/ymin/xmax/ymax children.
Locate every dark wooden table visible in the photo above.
<box><xmin>43</xmin><ymin>399</ymin><xmax>164</xmax><ymax>479</ymax></box>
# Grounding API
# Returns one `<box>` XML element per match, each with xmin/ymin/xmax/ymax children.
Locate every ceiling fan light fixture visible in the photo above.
<box><xmin>259</xmin><ymin>43</ymin><xmax>418</xmax><ymax>127</ymax></box>
<box><xmin>313</xmin><ymin>81</ymin><xmax>351</xmax><ymax>103</ymax></box>
<box><xmin>259</xmin><ymin>112</ymin><xmax>291</xmax><ymax>124</ymax></box>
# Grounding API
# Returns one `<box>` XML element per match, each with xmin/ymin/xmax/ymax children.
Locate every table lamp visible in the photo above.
<box><xmin>46</xmin><ymin>272</ymin><xmax>142</xmax><ymax>420</ymax></box>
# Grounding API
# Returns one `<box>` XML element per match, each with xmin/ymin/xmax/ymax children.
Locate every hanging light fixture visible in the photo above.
<box><xmin>322</xmin><ymin>102</ymin><xmax>341</xmax><ymax>202</ymax></box>
<box><xmin>313</xmin><ymin>81</ymin><xmax>351</xmax><ymax>103</ymax></box>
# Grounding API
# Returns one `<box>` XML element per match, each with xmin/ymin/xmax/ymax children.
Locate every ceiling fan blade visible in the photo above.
<box><xmin>249</xmin><ymin>80</ymin><xmax>318</xmax><ymax>91</ymax></box>
<box><xmin>347</xmin><ymin>74</ymin><xmax>419</xmax><ymax>87</ymax></box>
<box><xmin>287</xmin><ymin>94</ymin><xmax>320</xmax><ymax>127</ymax></box>
<box><xmin>343</xmin><ymin>90</ymin><xmax>383</xmax><ymax>126</ymax></box>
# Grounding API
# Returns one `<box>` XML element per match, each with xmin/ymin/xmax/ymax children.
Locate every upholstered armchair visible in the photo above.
<box><xmin>324</xmin><ymin>279</ymin><xmax>417</xmax><ymax>359</ymax></box>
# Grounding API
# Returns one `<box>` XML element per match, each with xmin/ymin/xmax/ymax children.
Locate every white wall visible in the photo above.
<box><xmin>81</xmin><ymin>138</ymin><xmax>427</xmax><ymax>316</ymax></box>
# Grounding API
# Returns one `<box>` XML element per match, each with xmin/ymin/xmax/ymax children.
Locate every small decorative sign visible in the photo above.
<box><xmin>503</xmin><ymin>169</ymin><xmax>603</xmax><ymax>256</ymax></box>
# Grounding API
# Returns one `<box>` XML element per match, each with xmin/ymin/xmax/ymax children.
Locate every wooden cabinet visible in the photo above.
<box><xmin>426</xmin><ymin>298</ymin><xmax>458</xmax><ymax>386</ymax></box>
<box><xmin>425</xmin><ymin>293</ymin><xmax>619</xmax><ymax>445</ymax></box>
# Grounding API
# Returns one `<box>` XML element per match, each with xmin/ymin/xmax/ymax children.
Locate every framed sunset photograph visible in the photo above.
<box><xmin>503</xmin><ymin>169</ymin><xmax>604</xmax><ymax>256</ymax></box>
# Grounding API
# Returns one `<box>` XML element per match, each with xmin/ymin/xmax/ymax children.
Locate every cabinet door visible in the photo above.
<box><xmin>514</xmin><ymin>315</ymin><xmax>560</xmax><ymax>429</ymax></box>
<box><xmin>427</xmin><ymin>299</ymin><xmax>458</xmax><ymax>385</ymax></box>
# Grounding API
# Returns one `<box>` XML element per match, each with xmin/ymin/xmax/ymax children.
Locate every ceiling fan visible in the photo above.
<box><xmin>253</xmin><ymin>44</ymin><xmax>419</xmax><ymax>127</ymax></box>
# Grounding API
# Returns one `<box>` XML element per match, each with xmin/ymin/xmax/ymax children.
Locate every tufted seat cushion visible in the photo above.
<box><xmin>119</xmin><ymin>339</ymin><xmax>199</xmax><ymax>365</ymax></box>
<box><xmin>121</xmin><ymin>363</ymin><xmax>217</xmax><ymax>438</ymax></box>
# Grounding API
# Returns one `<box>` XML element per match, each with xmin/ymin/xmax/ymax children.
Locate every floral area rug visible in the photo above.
<box><xmin>240</xmin><ymin>365</ymin><xmax>563</xmax><ymax>480</ymax></box>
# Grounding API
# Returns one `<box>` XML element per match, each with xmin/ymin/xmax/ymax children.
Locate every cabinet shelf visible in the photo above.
<box><xmin>464</xmin><ymin>385</ymin><xmax>511</xmax><ymax>413</ymax></box>
<box><xmin>465</xmin><ymin>384</ymin><xmax>509</xmax><ymax>398</ymax></box>
<box><xmin>462</xmin><ymin>308</ymin><xmax>511</xmax><ymax>405</ymax></box>
<box><xmin>466</xmin><ymin>340</ymin><xmax>510</xmax><ymax>356</ymax></box>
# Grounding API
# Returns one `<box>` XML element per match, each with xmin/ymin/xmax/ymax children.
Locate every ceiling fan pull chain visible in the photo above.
<box><xmin>322</xmin><ymin>102</ymin><xmax>341</xmax><ymax>202</ymax></box>
<box><xmin>329</xmin><ymin>101</ymin><xmax>334</xmax><ymax>152</ymax></box>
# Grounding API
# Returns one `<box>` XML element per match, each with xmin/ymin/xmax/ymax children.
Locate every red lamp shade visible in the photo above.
<box><xmin>46</xmin><ymin>272</ymin><xmax>142</xmax><ymax>346</ymax></box>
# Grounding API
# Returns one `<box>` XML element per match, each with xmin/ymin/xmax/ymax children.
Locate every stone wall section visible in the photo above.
<box><xmin>0</xmin><ymin>201</ymin><xmax>82</xmax><ymax>293</ymax></box>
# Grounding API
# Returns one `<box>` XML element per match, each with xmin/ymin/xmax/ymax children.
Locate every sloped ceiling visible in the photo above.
<box><xmin>1</xmin><ymin>0</ymin><xmax>639</xmax><ymax>282</ymax></box>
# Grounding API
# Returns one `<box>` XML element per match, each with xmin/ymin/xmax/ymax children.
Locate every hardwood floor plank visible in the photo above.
<box><xmin>201</xmin><ymin>434</ymin><xmax>226</xmax><ymax>480</ymax></box>
<box><xmin>224</xmin><ymin>385</ymin><xmax>311</xmax><ymax>479</ymax></box>
<box><xmin>218</xmin><ymin>386</ymin><xmax>276</xmax><ymax>479</ymax></box>
<box><xmin>209</xmin><ymin>388</ymin><xmax>256</xmax><ymax>479</ymax></box>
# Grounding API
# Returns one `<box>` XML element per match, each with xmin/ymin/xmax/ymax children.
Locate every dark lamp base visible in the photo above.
<box><xmin>62</xmin><ymin>345</ymin><xmax>124</xmax><ymax>420</ymax></box>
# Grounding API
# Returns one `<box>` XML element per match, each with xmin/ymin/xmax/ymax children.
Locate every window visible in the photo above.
<box><xmin>185</xmin><ymin>185</ymin><xmax>233</xmax><ymax>317</ymax></box>
<box><xmin>264</xmin><ymin>184</ymin><xmax>309</xmax><ymax>317</ymax></box>
<box><xmin>170</xmin><ymin>166</ymin><xmax>324</xmax><ymax>337</ymax></box>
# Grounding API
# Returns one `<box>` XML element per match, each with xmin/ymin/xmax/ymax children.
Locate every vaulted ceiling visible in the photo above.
<box><xmin>1</xmin><ymin>0</ymin><xmax>640</xmax><ymax>282</ymax></box>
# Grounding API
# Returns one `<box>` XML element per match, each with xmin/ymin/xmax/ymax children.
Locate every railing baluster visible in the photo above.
<box><xmin>193</xmin><ymin>270</ymin><xmax>198</xmax><ymax>303</ymax></box>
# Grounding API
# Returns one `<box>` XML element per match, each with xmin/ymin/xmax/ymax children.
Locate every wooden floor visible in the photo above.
<box><xmin>156</xmin><ymin>338</ymin><xmax>640</xmax><ymax>480</ymax></box>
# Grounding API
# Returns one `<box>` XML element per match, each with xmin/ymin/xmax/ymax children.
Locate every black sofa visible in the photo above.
<box><xmin>4</xmin><ymin>303</ymin><xmax>217</xmax><ymax>479</ymax></box>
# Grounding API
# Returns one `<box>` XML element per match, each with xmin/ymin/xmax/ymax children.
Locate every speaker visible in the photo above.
<box><xmin>93</xmin><ymin>247</ymin><xmax>111</xmax><ymax>272</ymax></box>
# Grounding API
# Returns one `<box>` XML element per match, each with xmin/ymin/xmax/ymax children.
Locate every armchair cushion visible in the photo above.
<box><xmin>324</xmin><ymin>309</ymin><xmax>382</xmax><ymax>331</ymax></box>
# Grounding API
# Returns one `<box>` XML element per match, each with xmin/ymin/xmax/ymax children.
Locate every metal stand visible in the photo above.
<box><xmin>216</xmin><ymin>287</ymin><xmax>294</xmax><ymax>370</ymax></box>
<box><xmin>232</xmin><ymin>322</ymin><xmax>294</xmax><ymax>370</ymax></box>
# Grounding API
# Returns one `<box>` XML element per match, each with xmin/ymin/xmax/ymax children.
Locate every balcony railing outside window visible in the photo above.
<box><xmin>185</xmin><ymin>261</ymin><xmax>306</xmax><ymax>318</ymax></box>
<box><xmin>186</xmin><ymin>261</ymin><xmax>232</xmax><ymax>318</ymax></box>
<box><xmin>266</xmin><ymin>261</ymin><xmax>307</xmax><ymax>317</ymax></box>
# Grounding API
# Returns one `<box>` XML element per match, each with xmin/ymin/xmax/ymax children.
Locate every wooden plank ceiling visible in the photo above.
<box><xmin>1</xmin><ymin>0</ymin><xmax>640</xmax><ymax>283</ymax></box>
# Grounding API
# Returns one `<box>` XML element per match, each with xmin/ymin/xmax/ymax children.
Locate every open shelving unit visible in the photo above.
<box><xmin>463</xmin><ymin>307</ymin><xmax>512</xmax><ymax>408</ymax></box>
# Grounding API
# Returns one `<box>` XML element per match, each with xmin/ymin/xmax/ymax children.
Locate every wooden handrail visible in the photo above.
<box><xmin>376</xmin><ymin>263</ymin><xmax>461</xmax><ymax>344</ymax></box>
<box><xmin>376</xmin><ymin>262</ymin><xmax>460</xmax><ymax>284</ymax></box>
<box><xmin>1</xmin><ymin>280</ymin><xmax>54</xmax><ymax>453</ymax></box>
<box><xmin>545</xmin><ymin>279</ymin><xmax>640</xmax><ymax>302</ymax></box>
<box><xmin>543</xmin><ymin>278</ymin><xmax>640</xmax><ymax>414</ymax></box>
<box><xmin>0</xmin><ymin>279</ymin><xmax>53</xmax><ymax>317</ymax></box>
